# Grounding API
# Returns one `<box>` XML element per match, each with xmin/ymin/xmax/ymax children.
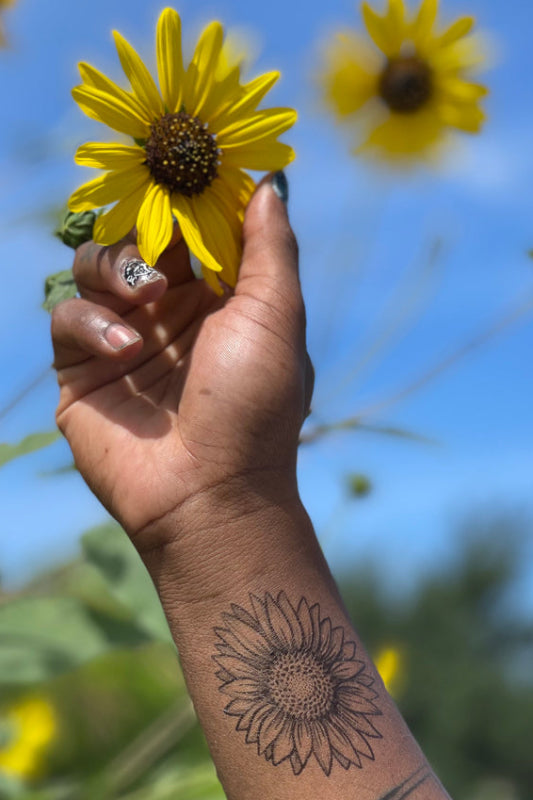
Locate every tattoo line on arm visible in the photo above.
<box><xmin>377</xmin><ymin>766</ymin><xmax>433</xmax><ymax>799</ymax></box>
<box><xmin>213</xmin><ymin>591</ymin><xmax>382</xmax><ymax>776</ymax></box>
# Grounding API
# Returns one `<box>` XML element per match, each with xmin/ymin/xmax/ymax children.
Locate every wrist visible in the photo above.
<box><xmin>133</xmin><ymin>468</ymin><xmax>309</xmax><ymax>599</ymax></box>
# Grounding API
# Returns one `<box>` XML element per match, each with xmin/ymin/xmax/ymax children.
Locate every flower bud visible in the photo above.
<box><xmin>56</xmin><ymin>210</ymin><xmax>96</xmax><ymax>249</ymax></box>
<box><xmin>347</xmin><ymin>473</ymin><xmax>372</xmax><ymax>498</ymax></box>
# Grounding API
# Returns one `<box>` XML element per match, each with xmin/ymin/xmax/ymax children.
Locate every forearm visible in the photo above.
<box><xmin>139</xmin><ymin>494</ymin><xmax>451</xmax><ymax>800</ymax></box>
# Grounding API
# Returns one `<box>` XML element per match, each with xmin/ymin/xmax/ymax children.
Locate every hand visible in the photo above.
<box><xmin>52</xmin><ymin>176</ymin><xmax>312</xmax><ymax>556</ymax></box>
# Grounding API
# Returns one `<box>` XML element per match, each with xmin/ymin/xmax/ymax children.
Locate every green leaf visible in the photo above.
<box><xmin>0</xmin><ymin>431</ymin><xmax>61</xmax><ymax>469</ymax></box>
<box><xmin>82</xmin><ymin>524</ymin><xmax>173</xmax><ymax>643</ymax></box>
<box><xmin>0</xmin><ymin>772</ymin><xmax>24</xmax><ymax>799</ymax></box>
<box><xmin>42</xmin><ymin>269</ymin><xmax>77</xmax><ymax>313</ymax></box>
<box><xmin>0</xmin><ymin>597</ymin><xmax>112</xmax><ymax>684</ymax></box>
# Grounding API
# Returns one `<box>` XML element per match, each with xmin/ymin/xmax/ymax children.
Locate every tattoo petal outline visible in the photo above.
<box><xmin>214</xmin><ymin>592</ymin><xmax>382</xmax><ymax>776</ymax></box>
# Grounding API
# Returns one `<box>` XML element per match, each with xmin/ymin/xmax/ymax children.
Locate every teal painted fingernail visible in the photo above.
<box><xmin>271</xmin><ymin>171</ymin><xmax>289</xmax><ymax>204</ymax></box>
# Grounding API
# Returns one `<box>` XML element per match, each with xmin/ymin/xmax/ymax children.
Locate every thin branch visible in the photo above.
<box><xmin>0</xmin><ymin>365</ymin><xmax>51</xmax><ymax>422</ymax></box>
<box><xmin>302</xmin><ymin>291</ymin><xmax>533</xmax><ymax>445</ymax></box>
<box><xmin>100</xmin><ymin>699</ymin><xmax>197</xmax><ymax>796</ymax></box>
<box><xmin>300</xmin><ymin>419</ymin><xmax>437</xmax><ymax>447</ymax></box>
<box><xmin>358</xmin><ymin>291</ymin><xmax>533</xmax><ymax>421</ymax></box>
<box><xmin>324</xmin><ymin>237</ymin><xmax>444</xmax><ymax>407</ymax></box>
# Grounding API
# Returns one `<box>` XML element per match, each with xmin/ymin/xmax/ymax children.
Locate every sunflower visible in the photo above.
<box><xmin>320</xmin><ymin>0</ymin><xmax>487</xmax><ymax>162</ymax></box>
<box><xmin>375</xmin><ymin>645</ymin><xmax>404</xmax><ymax>697</ymax></box>
<box><xmin>68</xmin><ymin>8</ymin><xmax>297</xmax><ymax>291</ymax></box>
<box><xmin>0</xmin><ymin>0</ymin><xmax>16</xmax><ymax>47</ymax></box>
<box><xmin>214</xmin><ymin>592</ymin><xmax>382</xmax><ymax>776</ymax></box>
<box><xmin>0</xmin><ymin>697</ymin><xmax>57</xmax><ymax>780</ymax></box>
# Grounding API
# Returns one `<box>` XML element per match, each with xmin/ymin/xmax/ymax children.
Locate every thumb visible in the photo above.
<box><xmin>236</xmin><ymin>172</ymin><xmax>301</xmax><ymax>303</ymax></box>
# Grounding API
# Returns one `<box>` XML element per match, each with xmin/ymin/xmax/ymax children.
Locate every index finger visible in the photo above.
<box><xmin>73</xmin><ymin>225</ymin><xmax>194</xmax><ymax>304</ymax></box>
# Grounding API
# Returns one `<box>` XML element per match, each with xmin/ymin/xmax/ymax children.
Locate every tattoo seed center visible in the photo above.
<box><xmin>267</xmin><ymin>650</ymin><xmax>335</xmax><ymax>720</ymax></box>
<box><xmin>145</xmin><ymin>111</ymin><xmax>220</xmax><ymax>196</ymax></box>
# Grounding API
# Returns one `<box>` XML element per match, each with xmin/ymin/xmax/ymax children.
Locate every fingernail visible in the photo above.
<box><xmin>271</xmin><ymin>171</ymin><xmax>289</xmax><ymax>205</ymax></box>
<box><xmin>121</xmin><ymin>258</ymin><xmax>164</xmax><ymax>289</ymax></box>
<box><xmin>105</xmin><ymin>323</ymin><xmax>141</xmax><ymax>351</ymax></box>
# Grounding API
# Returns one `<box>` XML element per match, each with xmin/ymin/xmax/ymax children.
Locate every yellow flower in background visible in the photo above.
<box><xmin>69</xmin><ymin>8</ymin><xmax>297</xmax><ymax>291</ymax></box>
<box><xmin>320</xmin><ymin>0</ymin><xmax>487</xmax><ymax>163</ymax></box>
<box><xmin>375</xmin><ymin>646</ymin><xmax>404</xmax><ymax>696</ymax></box>
<box><xmin>0</xmin><ymin>697</ymin><xmax>57</xmax><ymax>780</ymax></box>
<box><xmin>0</xmin><ymin>0</ymin><xmax>16</xmax><ymax>47</ymax></box>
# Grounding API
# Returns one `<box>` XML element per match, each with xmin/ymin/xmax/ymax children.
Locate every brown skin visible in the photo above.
<box><xmin>51</xmin><ymin>178</ymin><xmax>451</xmax><ymax>800</ymax></box>
<box><xmin>53</xmin><ymin>180</ymin><xmax>309</xmax><ymax>545</ymax></box>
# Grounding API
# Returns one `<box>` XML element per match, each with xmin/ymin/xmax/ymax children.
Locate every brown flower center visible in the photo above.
<box><xmin>379</xmin><ymin>56</ymin><xmax>433</xmax><ymax>113</ymax></box>
<box><xmin>267</xmin><ymin>650</ymin><xmax>335</xmax><ymax>720</ymax></box>
<box><xmin>145</xmin><ymin>111</ymin><xmax>219</xmax><ymax>196</ymax></box>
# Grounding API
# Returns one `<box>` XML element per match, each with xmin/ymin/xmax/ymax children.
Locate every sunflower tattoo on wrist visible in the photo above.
<box><xmin>213</xmin><ymin>592</ymin><xmax>382</xmax><ymax>776</ymax></box>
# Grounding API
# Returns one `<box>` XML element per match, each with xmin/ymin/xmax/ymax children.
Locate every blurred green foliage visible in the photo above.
<box><xmin>341</xmin><ymin>517</ymin><xmax>533</xmax><ymax>800</ymax></box>
<box><xmin>0</xmin><ymin>517</ymin><xmax>531</xmax><ymax>799</ymax></box>
<box><xmin>0</xmin><ymin>434</ymin><xmax>61</xmax><ymax>471</ymax></box>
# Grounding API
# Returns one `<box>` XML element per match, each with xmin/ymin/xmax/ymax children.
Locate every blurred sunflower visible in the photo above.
<box><xmin>375</xmin><ymin>646</ymin><xmax>404</xmax><ymax>697</ymax></box>
<box><xmin>320</xmin><ymin>0</ymin><xmax>487</xmax><ymax>162</ymax></box>
<box><xmin>0</xmin><ymin>0</ymin><xmax>16</xmax><ymax>47</ymax></box>
<box><xmin>0</xmin><ymin>697</ymin><xmax>57</xmax><ymax>780</ymax></box>
<box><xmin>69</xmin><ymin>8</ymin><xmax>297</xmax><ymax>291</ymax></box>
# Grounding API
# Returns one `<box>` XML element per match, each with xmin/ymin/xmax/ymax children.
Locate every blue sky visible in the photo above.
<box><xmin>0</xmin><ymin>0</ymin><xmax>532</xmax><ymax>611</ymax></box>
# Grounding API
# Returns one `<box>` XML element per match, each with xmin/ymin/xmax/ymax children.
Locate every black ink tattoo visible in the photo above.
<box><xmin>213</xmin><ymin>592</ymin><xmax>382</xmax><ymax>776</ymax></box>
<box><xmin>122</xmin><ymin>258</ymin><xmax>156</xmax><ymax>287</ymax></box>
<box><xmin>377</xmin><ymin>766</ymin><xmax>432</xmax><ymax>799</ymax></box>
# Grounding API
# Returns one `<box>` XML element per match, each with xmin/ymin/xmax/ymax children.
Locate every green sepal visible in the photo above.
<box><xmin>56</xmin><ymin>210</ymin><xmax>96</xmax><ymax>249</ymax></box>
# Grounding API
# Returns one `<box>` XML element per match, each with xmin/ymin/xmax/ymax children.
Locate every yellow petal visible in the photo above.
<box><xmin>75</xmin><ymin>142</ymin><xmax>146</xmax><ymax>170</ymax></box>
<box><xmin>188</xmin><ymin>35</ymin><xmax>245</xmax><ymax>123</ymax></box>
<box><xmin>432</xmin><ymin>33</ymin><xmax>487</xmax><ymax>73</ymax></box>
<box><xmin>190</xmin><ymin>190</ymin><xmax>241</xmax><ymax>286</ymax></box>
<box><xmin>201</xmin><ymin>262</ymin><xmax>224</xmax><ymax>295</ymax></box>
<box><xmin>320</xmin><ymin>32</ymin><xmax>379</xmax><ymax>117</ymax></box>
<box><xmin>436</xmin><ymin>16</ymin><xmax>474</xmax><ymax>48</ymax></box>
<box><xmin>208</xmin><ymin>169</ymin><xmax>253</xmax><ymax>235</ymax></box>
<box><xmin>359</xmin><ymin>108</ymin><xmax>444</xmax><ymax>159</ymax></box>
<box><xmin>386</xmin><ymin>0</ymin><xmax>406</xmax><ymax>41</ymax></box>
<box><xmin>68</xmin><ymin>165</ymin><xmax>149</xmax><ymax>212</ymax></box>
<box><xmin>93</xmin><ymin>177</ymin><xmax>151</xmax><ymax>245</ymax></box>
<box><xmin>156</xmin><ymin>8</ymin><xmax>184</xmax><ymax>112</ymax></box>
<box><xmin>437</xmin><ymin>77</ymin><xmax>488</xmax><ymax>104</ymax></box>
<box><xmin>383</xmin><ymin>0</ymin><xmax>408</xmax><ymax>56</ymax></box>
<box><xmin>182</xmin><ymin>21</ymin><xmax>224</xmax><ymax>117</ymax></box>
<box><xmin>72</xmin><ymin>84</ymin><xmax>149</xmax><ymax>139</ymax></box>
<box><xmin>172</xmin><ymin>194</ymin><xmax>223</xmax><ymax>275</ymax></box>
<box><xmin>362</xmin><ymin>2</ymin><xmax>401</xmax><ymax>57</ymax></box>
<box><xmin>437</xmin><ymin>102</ymin><xmax>485</xmax><ymax>132</ymax></box>
<box><xmin>78</xmin><ymin>62</ymin><xmax>150</xmax><ymax>123</ymax></box>
<box><xmin>410</xmin><ymin>0</ymin><xmax>439</xmax><ymax>50</ymax></box>
<box><xmin>210</xmin><ymin>71</ymin><xmax>280</xmax><ymax>131</ymax></box>
<box><xmin>222</xmin><ymin>139</ymin><xmax>295</xmax><ymax>171</ymax></box>
<box><xmin>113</xmin><ymin>30</ymin><xmax>164</xmax><ymax>119</ymax></box>
<box><xmin>218</xmin><ymin>108</ymin><xmax>297</xmax><ymax>148</ymax></box>
<box><xmin>136</xmin><ymin>183</ymin><xmax>173</xmax><ymax>266</ymax></box>
<box><xmin>217</xmin><ymin>166</ymin><xmax>255</xmax><ymax>213</ymax></box>
<box><xmin>217</xmin><ymin>29</ymin><xmax>248</xmax><ymax>82</ymax></box>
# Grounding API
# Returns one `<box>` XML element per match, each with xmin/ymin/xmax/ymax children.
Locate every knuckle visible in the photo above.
<box><xmin>50</xmin><ymin>298</ymin><xmax>72</xmax><ymax>336</ymax></box>
<box><xmin>283</xmin><ymin>225</ymin><xmax>299</xmax><ymax>263</ymax></box>
<box><xmin>54</xmin><ymin>408</ymin><xmax>67</xmax><ymax>434</ymax></box>
<box><xmin>72</xmin><ymin>241</ymin><xmax>95</xmax><ymax>281</ymax></box>
<box><xmin>292</xmin><ymin>290</ymin><xmax>306</xmax><ymax>323</ymax></box>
